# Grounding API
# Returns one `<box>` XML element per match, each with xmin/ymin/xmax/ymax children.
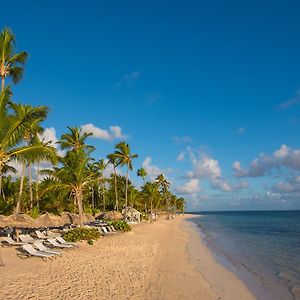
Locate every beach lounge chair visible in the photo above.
<box><xmin>109</xmin><ymin>225</ymin><xmax>117</xmax><ymax>232</ymax></box>
<box><xmin>33</xmin><ymin>241</ymin><xmax>62</xmax><ymax>256</ymax></box>
<box><xmin>35</xmin><ymin>230</ymin><xmax>49</xmax><ymax>239</ymax></box>
<box><xmin>56</xmin><ymin>236</ymin><xmax>78</xmax><ymax>247</ymax></box>
<box><xmin>101</xmin><ymin>226</ymin><xmax>115</xmax><ymax>235</ymax></box>
<box><xmin>0</xmin><ymin>236</ymin><xmax>26</xmax><ymax>247</ymax></box>
<box><xmin>47</xmin><ymin>230</ymin><xmax>61</xmax><ymax>237</ymax></box>
<box><xmin>19</xmin><ymin>234</ymin><xmax>42</xmax><ymax>244</ymax></box>
<box><xmin>18</xmin><ymin>244</ymin><xmax>55</xmax><ymax>261</ymax></box>
<box><xmin>47</xmin><ymin>238</ymin><xmax>73</xmax><ymax>249</ymax></box>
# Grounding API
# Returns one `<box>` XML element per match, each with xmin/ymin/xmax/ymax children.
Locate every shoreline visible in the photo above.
<box><xmin>0</xmin><ymin>215</ymin><xmax>256</xmax><ymax>299</ymax></box>
<box><xmin>183</xmin><ymin>215</ymin><xmax>256</xmax><ymax>300</ymax></box>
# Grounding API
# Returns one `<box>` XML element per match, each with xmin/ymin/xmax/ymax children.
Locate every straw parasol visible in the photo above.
<box><xmin>0</xmin><ymin>214</ymin><xmax>35</xmax><ymax>228</ymax></box>
<box><xmin>34</xmin><ymin>213</ymin><xmax>67</xmax><ymax>228</ymax></box>
<box><xmin>98</xmin><ymin>211</ymin><xmax>123</xmax><ymax>221</ymax></box>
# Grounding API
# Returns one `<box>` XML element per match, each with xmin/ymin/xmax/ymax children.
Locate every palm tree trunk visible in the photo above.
<box><xmin>35</xmin><ymin>163</ymin><xmax>40</xmax><ymax>209</ymax></box>
<box><xmin>0</xmin><ymin>174</ymin><xmax>2</xmax><ymax>199</ymax></box>
<box><xmin>76</xmin><ymin>189</ymin><xmax>84</xmax><ymax>227</ymax></box>
<box><xmin>29</xmin><ymin>164</ymin><xmax>33</xmax><ymax>210</ymax></box>
<box><xmin>125</xmin><ymin>166</ymin><xmax>129</xmax><ymax>210</ymax></box>
<box><xmin>15</xmin><ymin>163</ymin><xmax>26</xmax><ymax>214</ymax></box>
<box><xmin>102</xmin><ymin>185</ymin><xmax>106</xmax><ymax>211</ymax></box>
<box><xmin>91</xmin><ymin>186</ymin><xmax>95</xmax><ymax>210</ymax></box>
<box><xmin>113</xmin><ymin>166</ymin><xmax>118</xmax><ymax>211</ymax></box>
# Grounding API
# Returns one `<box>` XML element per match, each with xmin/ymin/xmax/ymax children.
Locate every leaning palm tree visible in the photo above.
<box><xmin>13</xmin><ymin>104</ymin><xmax>50</xmax><ymax>212</ymax></box>
<box><xmin>0</xmin><ymin>27</ymin><xmax>28</xmax><ymax>91</ymax></box>
<box><xmin>0</xmin><ymin>88</ymin><xmax>57</xmax><ymax>213</ymax></box>
<box><xmin>107</xmin><ymin>153</ymin><xmax>120</xmax><ymax>210</ymax></box>
<box><xmin>114</xmin><ymin>142</ymin><xmax>138</xmax><ymax>210</ymax></box>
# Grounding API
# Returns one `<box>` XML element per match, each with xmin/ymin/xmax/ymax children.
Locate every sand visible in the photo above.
<box><xmin>0</xmin><ymin>215</ymin><xmax>256</xmax><ymax>300</ymax></box>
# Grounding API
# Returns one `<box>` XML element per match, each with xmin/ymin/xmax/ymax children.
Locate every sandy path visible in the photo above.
<box><xmin>0</xmin><ymin>216</ymin><xmax>255</xmax><ymax>300</ymax></box>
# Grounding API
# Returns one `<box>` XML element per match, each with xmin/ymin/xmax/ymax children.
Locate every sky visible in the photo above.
<box><xmin>2</xmin><ymin>0</ymin><xmax>300</xmax><ymax>211</ymax></box>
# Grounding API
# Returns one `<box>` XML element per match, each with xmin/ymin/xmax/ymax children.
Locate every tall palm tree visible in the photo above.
<box><xmin>59</xmin><ymin>126</ymin><xmax>94</xmax><ymax>153</ymax></box>
<box><xmin>142</xmin><ymin>182</ymin><xmax>159</xmax><ymax>222</ymax></box>
<box><xmin>156</xmin><ymin>174</ymin><xmax>171</xmax><ymax>219</ymax></box>
<box><xmin>0</xmin><ymin>27</ymin><xmax>28</xmax><ymax>91</ymax></box>
<box><xmin>42</xmin><ymin>149</ymin><xmax>96</xmax><ymax>227</ymax></box>
<box><xmin>137</xmin><ymin>167</ymin><xmax>147</xmax><ymax>183</ymax></box>
<box><xmin>14</xmin><ymin>104</ymin><xmax>49</xmax><ymax>212</ymax></box>
<box><xmin>114</xmin><ymin>142</ymin><xmax>138</xmax><ymax>210</ymax></box>
<box><xmin>107</xmin><ymin>153</ymin><xmax>120</xmax><ymax>210</ymax></box>
<box><xmin>0</xmin><ymin>88</ymin><xmax>57</xmax><ymax>214</ymax></box>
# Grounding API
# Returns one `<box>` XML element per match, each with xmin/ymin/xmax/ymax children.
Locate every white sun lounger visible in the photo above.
<box><xmin>56</xmin><ymin>237</ymin><xmax>78</xmax><ymax>247</ymax></box>
<box><xmin>0</xmin><ymin>236</ymin><xmax>26</xmax><ymax>247</ymax></box>
<box><xmin>101</xmin><ymin>226</ymin><xmax>115</xmax><ymax>235</ymax></box>
<box><xmin>35</xmin><ymin>230</ymin><xmax>49</xmax><ymax>239</ymax></box>
<box><xmin>47</xmin><ymin>238</ymin><xmax>73</xmax><ymax>248</ymax></box>
<box><xmin>18</xmin><ymin>244</ymin><xmax>55</xmax><ymax>261</ymax></box>
<box><xmin>108</xmin><ymin>225</ymin><xmax>117</xmax><ymax>232</ymax></box>
<box><xmin>33</xmin><ymin>241</ymin><xmax>62</xmax><ymax>256</ymax></box>
<box><xmin>19</xmin><ymin>234</ymin><xmax>42</xmax><ymax>244</ymax></box>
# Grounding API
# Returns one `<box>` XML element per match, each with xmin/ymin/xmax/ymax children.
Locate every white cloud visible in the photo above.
<box><xmin>142</xmin><ymin>156</ymin><xmax>163</xmax><ymax>180</ymax></box>
<box><xmin>115</xmin><ymin>71</ymin><xmax>142</xmax><ymax>88</ymax></box>
<box><xmin>272</xmin><ymin>176</ymin><xmax>300</xmax><ymax>193</ymax></box>
<box><xmin>81</xmin><ymin>123</ymin><xmax>126</xmax><ymax>141</ymax></box>
<box><xmin>278</xmin><ymin>90</ymin><xmax>300</xmax><ymax>110</ymax></box>
<box><xmin>176</xmin><ymin>179</ymin><xmax>202</xmax><ymax>194</ymax></box>
<box><xmin>234</xmin><ymin>144</ymin><xmax>300</xmax><ymax>177</ymax></box>
<box><xmin>177</xmin><ymin>152</ymin><xmax>185</xmax><ymax>162</ymax></box>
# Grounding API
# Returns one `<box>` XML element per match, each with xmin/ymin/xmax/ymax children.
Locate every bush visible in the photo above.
<box><xmin>30</xmin><ymin>207</ymin><xmax>39</xmax><ymax>219</ymax></box>
<box><xmin>63</xmin><ymin>228</ymin><xmax>101</xmax><ymax>242</ymax></box>
<box><xmin>108</xmin><ymin>220</ymin><xmax>131</xmax><ymax>232</ymax></box>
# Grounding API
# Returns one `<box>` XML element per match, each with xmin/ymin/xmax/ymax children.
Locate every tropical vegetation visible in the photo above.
<box><xmin>0</xmin><ymin>26</ymin><xmax>186</xmax><ymax>222</ymax></box>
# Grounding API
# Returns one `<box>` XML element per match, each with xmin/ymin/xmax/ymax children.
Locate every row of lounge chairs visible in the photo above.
<box><xmin>0</xmin><ymin>225</ymin><xmax>118</xmax><ymax>261</ymax></box>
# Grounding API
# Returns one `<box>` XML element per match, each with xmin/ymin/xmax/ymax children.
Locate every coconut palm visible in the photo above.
<box><xmin>0</xmin><ymin>88</ymin><xmax>57</xmax><ymax>214</ymax></box>
<box><xmin>107</xmin><ymin>153</ymin><xmax>120</xmax><ymax>210</ymax></box>
<box><xmin>42</xmin><ymin>149</ymin><xmax>96</xmax><ymax>227</ymax></box>
<box><xmin>137</xmin><ymin>167</ymin><xmax>147</xmax><ymax>183</ymax></box>
<box><xmin>142</xmin><ymin>182</ymin><xmax>159</xmax><ymax>222</ymax></box>
<box><xmin>156</xmin><ymin>174</ymin><xmax>171</xmax><ymax>219</ymax></box>
<box><xmin>59</xmin><ymin>126</ymin><xmax>94</xmax><ymax>153</ymax></box>
<box><xmin>0</xmin><ymin>27</ymin><xmax>28</xmax><ymax>91</ymax></box>
<box><xmin>114</xmin><ymin>142</ymin><xmax>138</xmax><ymax>210</ymax></box>
<box><xmin>14</xmin><ymin>104</ymin><xmax>50</xmax><ymax>212</ymax></box>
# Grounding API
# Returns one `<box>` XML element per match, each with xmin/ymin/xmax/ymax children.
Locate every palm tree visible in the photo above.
<box><xmin>0</xmin><ymin>27</ymin><xmax>28</xmax><ymax>91</ymax></box>
<box><xmin>107</xmin><ymin>153</ymin><xmax>120</xmax><ymax>210</ymax></box>
<box><xmin>156</xmin><ymin>174</ymin><xmax>171</xmax><ymax>219</ymax></box>
<box><xmin>14</xmin><ymin>104</ymin><xmax>49</xmax><ymax>212</ymax></box>
<box><xmin>0</xmin><ymin>87</ymin><xmax>57</xmax><ymax>214</ymax></box>
<box><xmin>42</xmin><ymin>149</ymin><xmax>96</xmax><ymax>227</ymax></box>
<box><xmin>142</xmin><ymin>182</ymin><xmax>159</xmax><ymax>222</ymax></box>
<box><xmin>137</xmin><ymin>167</ymin><xmax>147</xmax><ymax>183</ymax></box>
<box><xmin>114</xmin><ymin>142</ymin><xmax>138</xmax><ymax>210</ymax></box>
<box><xmin>59</xmin><ymin>126</ymin><xmax>94</xmax><ymax>153</ymax></box>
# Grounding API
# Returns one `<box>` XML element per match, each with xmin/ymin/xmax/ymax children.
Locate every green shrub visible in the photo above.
<box><xmin>63</xmin><ymin>228</ymin><xmax>100</xmax><ymax>242</ymax></box>
<box><xmin>30</xmin><ymin>207</ymin><xmax>39</xmax><ymax>219</ymax></box>
<box><xmin>108</xmin><ymin>220</ymin><xmax>131</xmax><ymax>232</ymax></box>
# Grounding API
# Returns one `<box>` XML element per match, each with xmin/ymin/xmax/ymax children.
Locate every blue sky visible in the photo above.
<box><xmin>2</xmin><ymin>0</ymin><xmax>300</xmax><ymax>210</ymax></box>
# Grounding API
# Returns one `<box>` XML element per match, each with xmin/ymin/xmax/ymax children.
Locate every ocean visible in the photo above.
<box><xmin>191</xmin><ymin>211</ymin><xmax>300</xmax><ymax>300</ymax></box>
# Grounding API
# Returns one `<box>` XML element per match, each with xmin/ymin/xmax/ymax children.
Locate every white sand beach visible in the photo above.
<box><xmin>0</xmin><ymin>215</ymin><xmax>255</xmax><ymax>300</ymax></box>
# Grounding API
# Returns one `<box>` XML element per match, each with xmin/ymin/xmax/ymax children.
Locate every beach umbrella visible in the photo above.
<box><xmin>34</xmin><ymin>213</ymin><xmax>66</xmax><ymax>228</ymax></box>
<box><xmin>102</xmin><ymin>210</ymin><xmax>123</xmax><ymax>221</ymax></box>
<box><xmin>0</xmin><ymin>214</ymin><xmax>35</xmax><ymax>228</ymax></box>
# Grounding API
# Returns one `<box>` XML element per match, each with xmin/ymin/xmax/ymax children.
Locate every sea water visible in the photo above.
<box><xmin>191</xmin><ymin>211</ymin><xmax>300</xmax><ymax>300</ymax></box>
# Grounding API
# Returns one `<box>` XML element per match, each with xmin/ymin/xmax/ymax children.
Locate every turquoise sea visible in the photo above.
<box><xmin>191</xmin><ymin>211</ymin><xmax>300</xmax><ymax>300</ymax></box>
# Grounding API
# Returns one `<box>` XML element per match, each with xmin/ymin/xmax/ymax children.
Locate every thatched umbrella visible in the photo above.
<box><xmin>63</xmin><ymin>213</ymin><xmax>95</xmax><ymax>225</ymax></box>
<box><xmin>102</xmin><ymin>210</ymin><xmax>123</xmax><ymax>221</ymax></box>
<box><xmin>34</xmin><ymin>213</ymin><xmax>66</xmax><ymax>228</ymax></box>
<box><xmin>0</xmin><ymin>214</ymin><xmax>36</xmax><ymax>241</ymax></box>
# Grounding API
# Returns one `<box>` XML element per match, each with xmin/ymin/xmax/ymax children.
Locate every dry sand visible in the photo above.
<box><xmin>0</xmin><ymin>215</ymin><xmax>256</xmax><ymax>300</ymax></box>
